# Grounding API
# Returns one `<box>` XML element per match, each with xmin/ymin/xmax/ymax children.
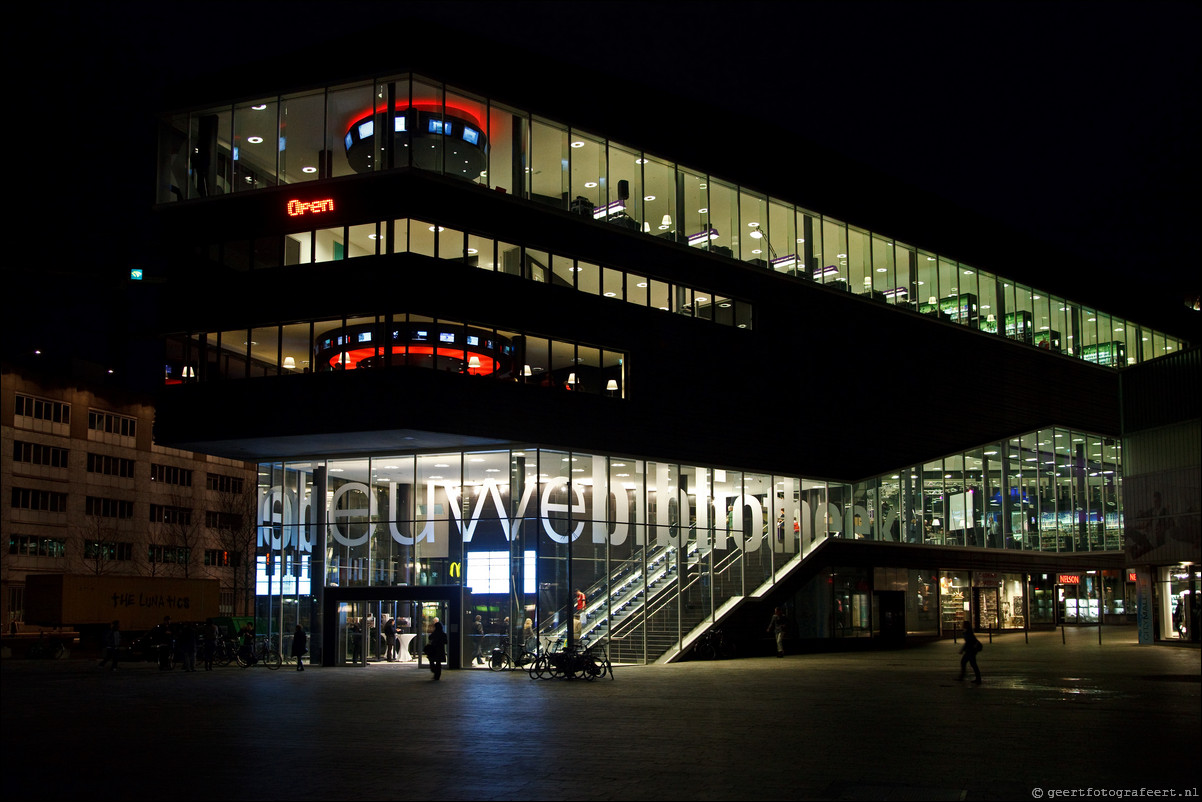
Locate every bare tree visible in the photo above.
<box><xmin>150</xmin><ymin>493</ymin><xmax>203</xmax><ymax>578</ymax></box>
<box><xmin>210</xmin><ymin>487</ymin><xmax>257</xmax><ymax>616</ymax></box>
<box><xmin>77</xmin><ymin>515</ymin><xmax>128</xmax><ymax>576</ymax></box>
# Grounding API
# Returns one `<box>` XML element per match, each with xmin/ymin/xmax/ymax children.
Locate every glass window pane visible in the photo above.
<box><xmin>280</xmin><ymin>90</ymin><xmax>325</xmax><ymax>184</ymax></box>
<box><xmin>601</xmin><ymin>267</ymin><xmax>623</xmax><ymax>300</ymax></box>
<box><xmin>444</xmin><ymin>87</ymin><xmax>489</xmax><ymax>183</ymax></box>
<box><xmin>233</xmin><ymin>98</ymin><xmax>277</xmax><ymax>192</ymax></box>
<box><xmin>315</xmin><ymin>225</ymin><xmax>344</xmax><ymax>263</ymax></box>
<box><xmin>569</xmin><ymin>130</ymin><xmax>607</xmax><ymax>215</ymax></box>
<box><xmin>411</xmin><ymin>221</ymin><xmax>437</xmax><ymax>258</ymax></box>
<box><xmin>576</xmin><ymin>260</ymin><xmax>600</xmax><ymax>296</ymax></box>
<box><xmin>326</xmin><ymin>81</ymin><xmax>374</xmax><ymax>179</ymax></box>
<box><xmin>707</xmin><ymin>178</ymin><xmax>737</xmax><ymax>259</ymax></box>
<box><xmin>466</xmin><ymin>233</ymin><xmax>494</xmax><ymax>270</ymax></box>
<box><xmin>486</xmin><ymin>102</ymin><xmax>523</xmax><ymax>194</ymax></box>
<box><xmin>740</xmin><ymin>190</ymin><xmax>768</xmax><ymax>267</ymax></box>
<box><xmin>530</xmin><ymin>118</ymin><xmax>568</xmax><ymax>209</ymax></box>
<box><xmin>438</xmin><ymin>226</ymin><xmax>465</xmax><ymax>261</ymax></box>
<box><xmin>347</xmin><ymin>223</ymin><xmax>381</xmax><ymax>259</ymax></box>
<box><xmin>847</xmin><ymin>226</ymin><xmax>871</xmax><ymax>297</ymax></box>
<box><xmin>870</xmin><ymin>234</ymin><xmax>894</xmax><ymax>300</ymax></box>
<box><xmin>643</xmin><ymin>155</ymin><xmax>675</xmax><ymax>242</ymax></box>
<box><xmin>680</xmin><ymin>168</ymin><xmax>709</xmax><ymax>250</ymax></box>
<box><xmin>281</xmin><ymin>322</ymin><xmax>311</xmax><ymax>374</ymax></box>
<box><xmin>249</xmin><ymin>325</ymin><xmax>280</xmax><ymax>377</ymax></box>
<box><xmin>521</xmin><ymin>335</ymin><xmax>550</xmax><ymax>386</ymax></box>
<box><xmin>190</xmin><ymin>106</ymin><xmax>232</xmax><ymax>198</ymax></box>
<box><xmin>819</xmin><ymin>218</ymin><xmax>848</xmax><ymax>289</ymax></box>
<box><xmin>628</xmin><ymin>274</ymin><xmax>649</xmax><ymax>307</ymax></box>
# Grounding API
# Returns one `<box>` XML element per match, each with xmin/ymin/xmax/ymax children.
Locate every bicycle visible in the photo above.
<box><xmin>236</xmin><ymin>635</ymin><xmax>282</xmax><ymax>670</ymax></box>
<box><xmin>27</xmin><ymin>636</ymin><xmax>65</xmax><ymax>660</ymax></box>
<box><xmin>530</xmin><ymin>636</ymin><xmax>605</xmax><ymax>681</ymax></box>
<box><xmin>488</xmin><ymin>636</ymin><xmax>537</xmax><ymax>672</ymax></box>
<box><xmin>209</xmin><ymin>637</ymin><xmax>238</xmax><ymax>667</ymax></box>
<box><xmin>694</xmin><ymin>628</ymin><xmax>736</xmax><ymax>660</ymax></box>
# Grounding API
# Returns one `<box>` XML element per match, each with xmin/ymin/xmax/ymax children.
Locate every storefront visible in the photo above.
<box><xmin>1158</xmin><ymin>563</ymin><xmax>1200</xmax><ymax>642</ymax></box>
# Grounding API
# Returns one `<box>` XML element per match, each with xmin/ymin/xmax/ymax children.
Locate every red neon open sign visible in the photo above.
<box><xmin>286</xmin><ymin>198</ymin><xmax>335</xmax><ymax>217</ymax></box>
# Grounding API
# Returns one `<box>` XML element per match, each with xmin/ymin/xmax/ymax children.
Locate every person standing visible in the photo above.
<box><xmin>958</xmin><ymin>622</ymin><xmax>983</xmax><ymax>683</ymax></box>
<box><xmin>153</xmin><ymin>616</ymin><xmax>174</xmax><ymax>670</ymax></box>
<box><xmin>202</xmin><ymin>621</ymin><xmax>218</xmax><ymax>671</ymax></box>
<box><xmin>291</xmin><ymin>624</ymin><xmax>307</xmax><ymax>671</ymax></box>
<box><xmin>471</xmin><ymin>615</ymin><xmax>485</xmax><ymax>665</ymax></box>
<box><xmin>427</xmin><ymin>621</ymin><xmax>448</xmax><ymax>681</ymax></box>
<box><xmin>179</xmin><ymin>622</ymin><xmax>198</xmax><ymax>672</ymax></box>
<box><xmin>98</xmin><ymin>620</ymin><xmax>121</xmax><ymax>670</ymax></box>
<box><xmin>767</xmin><ymin>606</ymin><xmax>788</xmax><ymax>657</ymax></box>
<box><xmin>349</xmin><ymin>618</ymin><xmax>363</xmax><ymax>665</ymax></box>
<box><xmin>383</xmin><ymin>615</ymin><xmax>397</xmax><ymax>661</ymax></box>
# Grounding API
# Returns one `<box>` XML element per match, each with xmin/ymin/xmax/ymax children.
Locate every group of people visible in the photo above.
<box><xmin>98</xmin><ymin>616</ymin><xmax>310</xmax><ymax>672</ymax></box>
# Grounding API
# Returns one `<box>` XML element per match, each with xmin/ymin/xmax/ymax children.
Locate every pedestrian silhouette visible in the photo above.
<box><xmin>958</xmin><ymin>622</ymin><xmax>983</xmax><ymax>683</ymax></box>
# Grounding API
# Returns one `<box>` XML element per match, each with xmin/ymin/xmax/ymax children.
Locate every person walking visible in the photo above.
<box><xmin>98</xmin><ymin>620</ymin><xmax>121</xmax><ymax>670</ymax></box>
<box><xmin>958</xmin><ymin>621</ymin><xmax>983</xmax><ymax>683</ymax></box>
<box><xmin>291</xmin><ymin>624</ymin><xmax>307</xmax><ymax>671</ymax></box>
<box><xmin>426</xmin><ymin>621</ymin><xmax>448</xmax><ymax>681</ymax></box>
<box><xmin>767</xmin><ymin>606</ymin><xmax>788</xmax><ymax>657</ymax></box>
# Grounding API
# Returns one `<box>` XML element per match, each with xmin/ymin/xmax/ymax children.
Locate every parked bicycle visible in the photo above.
<box><xmin>26</xmin><ymin>635</ymin><xmax>66</xmax><ymax>660</ymax></box>
<box><xmin>488</xmin><ymin>635</ymin><xmax>537</xmax><ymax>672</ymax></box>
<box><xmin>529</xmin><ymin>636</ymin><xmax>611</xmax><ymax>681</ymax></box>
<box><xmin>693</xmin><ymin>628</ymin><xmax>736</xmax><ymax>660</ymax></box>
<box><xmin>212</xmin><ymin>637</ymin><xmax>238</xmax><ymax>666</ymax></box>
<box><xmin>237</xmin><ymin>635</ymin><xmax>282</xmax><ymax>670</ymax></box>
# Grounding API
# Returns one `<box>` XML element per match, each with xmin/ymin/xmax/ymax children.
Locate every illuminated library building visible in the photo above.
<box><xmin>151</xmin><ymin>69</ymin><xmax>1199</xmax><ymax>667</ymax></box>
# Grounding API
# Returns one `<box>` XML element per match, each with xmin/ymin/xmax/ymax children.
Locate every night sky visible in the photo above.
<box><xmin>10</xmin><ymin>1</ymin><xmax>1199</xmax><ymax>373</ymax></box>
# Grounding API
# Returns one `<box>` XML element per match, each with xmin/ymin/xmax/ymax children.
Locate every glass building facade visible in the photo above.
<box><xmin>152</xmin><ymin>70</ymin><xmax>1190</xmax><ymax>664</ymax></box>
<box><xmin>157</xmin><ymin>74</ymin><xmax>1186</xmax><ymax>370</ymax></box>
<box><xmin>252</xmin><ymin>424</ymin><xmax>1124</xmax><ymax>665</ymax></box>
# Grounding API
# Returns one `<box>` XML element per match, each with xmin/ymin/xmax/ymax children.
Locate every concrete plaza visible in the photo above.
<box><xmin>2</xmin><ymin>625</ymin><xmax>1198</xmax><ymax>801</ymax></box>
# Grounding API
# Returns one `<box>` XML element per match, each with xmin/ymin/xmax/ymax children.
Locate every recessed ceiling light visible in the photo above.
<box><xmin>637</xmin><ymin>281</ymin><xmax>648</xmax><ymax>288</ymax></box>
<box><xmin>635</xmin><ymin>158</ymin><xmax>647</xmax><ymax>164</ymax></box>
<box><xmin>467</xmin><ymin>248</ymin><xmax>478</xmax><ymax>255</ymax></box>
<box><xmin>246</xmin><ymin>136</ymin><xmax>263</xmax><ymax>144</ymax></box>
<box><xmin>604</xmin><ymin>291</ymin><xmax>616</xmax><ymax>297</ymax></box>
<box><xmin>428</xmin><ymin>225</ymin><xmax>446</xmax><ymax>232</ymax></box>
<box><xmin>751</xmin><ymin>249</ymin><xmax>762</xmax><ymax>254</ymax></box>
<box><xmin>571</xmin><ymin>141</ymin><xmax>584</xmax><ymax>148</ymax></box>
<box><xmin>876</xmin><ymin>268</ymin><xmax>887</xmax><ymax>273</ymax></box>
<box><xmin>796</xmin><ymin>238</ymin><xmax>805</xmax><ymax>244</ymax></box>
<box><xmin>302</xmin><ymin>166</ymin><xmax>317</xmax><ymax>173</ymax></box>
<box><xmin>251</xmin><ymin>104</ymin><xmax>267</xmax><ymax>111</ymax></box>
<box><xmin>644</xmin><ymin>195</ymin><xmax>655</xmax><ymax>201</ymax></box>
<box><xmin>837</xmin><ymin>253</ymin><xmax>847</xmax><ymax>258</ymax></box>
<box><xmin>698</xmin><ymin>207</ymin><xmax>708</xmax><ymax>213</ymax></box>
<box><xmin>584</xmin><ymin>182</ymin><xmax>597</xmax><ymax>188</ymax></box>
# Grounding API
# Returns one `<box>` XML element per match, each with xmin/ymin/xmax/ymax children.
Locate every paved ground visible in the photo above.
<box><xmin>2</xmin><ymin>626</ymin><xmax>1198</xmax><ymax>801</ymax></box>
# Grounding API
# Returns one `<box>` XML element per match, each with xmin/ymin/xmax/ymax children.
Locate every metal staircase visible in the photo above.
<box><xmin>541</xmin><ymin>525</ymin><xmax>827</xmax><ymax>665</ymax></box>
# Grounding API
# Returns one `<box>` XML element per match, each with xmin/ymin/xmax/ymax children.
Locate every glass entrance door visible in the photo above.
<box><xmin>336</xmin><ymin>599</ymin><xmax>448</xmax><ymax>666</ymax></box>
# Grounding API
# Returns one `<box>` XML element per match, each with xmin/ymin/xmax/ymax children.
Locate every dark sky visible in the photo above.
<box><xmin>15</xmin><ymin>0</ymin><xmax>1200</xmax><ymax>361</ymax></box>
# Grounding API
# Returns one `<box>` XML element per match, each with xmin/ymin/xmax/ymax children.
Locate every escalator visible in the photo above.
<box><xmin>539</xmin><ymin>522</ymin><xmax>824</xmax><ymax>664</ymax></box>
